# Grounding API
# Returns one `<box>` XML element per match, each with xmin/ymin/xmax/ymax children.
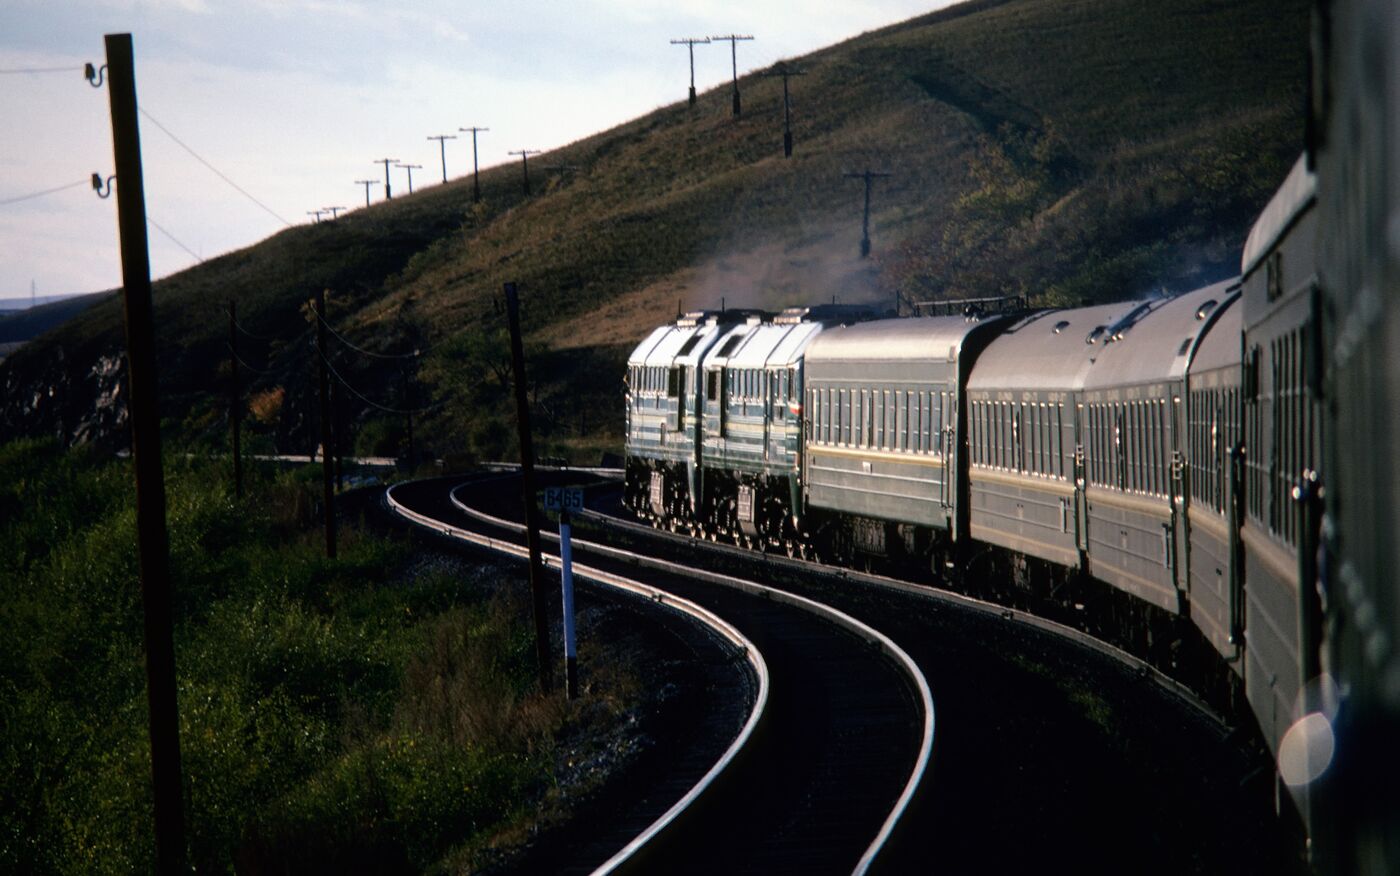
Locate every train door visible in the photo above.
<box><xmin>1073</xmin><ymin>400</ymin><xmax>1090</xmax><ymax>562</ymax></box>
<box><xmin>1169</xmin><ymin>387</ymin><xmax>1191</xmax><ymax>601</ymax></box>
<box><xmin>938</xmin><ymin>388</ymin><xmax>952</xmax><ymax>509</ymax></box>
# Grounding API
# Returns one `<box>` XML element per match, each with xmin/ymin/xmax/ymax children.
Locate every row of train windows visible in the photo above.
<box><xmin>628</xmin><ymin>365</ymin><xmax>672</xmax><ymax>398</ymax></box>
<box><xmin>1245</xmin><ymin>329</ymin><xmax>1316</xmax><ymax>548</ymax></box>
<box><xmin>1188</xmin><ymin>386</ymin><xmax>1239</xmax><ymax>515</ymax></box>
<box><xmin>807</xmin><ymin>386</ymin><xmax>949</xmax><ymax>454</ymax></box>
<box><xmin>969</xmin><ymin>400</ymin><xmax>1068</xmax><ymax>479</ymax></box>
<box><xmin>1084</xmin><ymin>398</ymin><xmax>1171</xmax><ymax>496</ymax></box>
<box><xmin>710</xmin><ymin>367</ymin><xmax>799</xmax><ymax>404</ymax></box>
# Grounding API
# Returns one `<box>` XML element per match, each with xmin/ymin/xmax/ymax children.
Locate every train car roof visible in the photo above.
<box><xmin>803</xmin><ymin>315</ymin><xmax>1000</xmax><ymax>364</ymax></box>
<box><xmin>1185</xmin><ymin>289</ymin><xmax>1242</xmax><ymax>374</ymax></box>
<box><xmin>1082</xmin><ymin>280</ymin><xmax>1241</xmax><ymax>390</ymax></box>
<box><xmin>1241</xmin><ymin>154</ymin><xmax>1316</xmax><ymax>279</ymax></box>
<box><xmin>966</xmin><ymin>300</ymin><xmax>1146</xmax><ymax>392</ymax></box>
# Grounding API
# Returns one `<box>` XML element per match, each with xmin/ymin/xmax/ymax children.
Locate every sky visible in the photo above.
<box><xmin>0</xmin><ymin>0</ymin><xmax>953</xmax><ymax>303</ymax></box>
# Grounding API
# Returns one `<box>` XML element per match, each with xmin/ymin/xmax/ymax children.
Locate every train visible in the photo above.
<box><xmin>623</xmin><ymin>1</ymin><xmax>1398</xmax><ymax>868</ymax></box>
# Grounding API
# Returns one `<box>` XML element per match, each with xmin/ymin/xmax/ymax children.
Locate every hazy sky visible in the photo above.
<box><xmin>0</xmin><ymin>1</ymin><xmax>952</xmax><ymax>301</ymax></box>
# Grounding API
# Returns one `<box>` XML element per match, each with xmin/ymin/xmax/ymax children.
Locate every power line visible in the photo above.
<box><xmin>458</xmin><ymin>126</ymin><xmax>488</xmax><ymax>202</ymax></box>
<box><xmin>0</xmin><ymin>65</ymin><xmax>78</xmax><ymax>75</ymax></box>
<box><xmin>314</xmin><ymin>310</ymin><xmax>424</xmax><ymax>360</ymax></box>
<box><xmin>670</xmin><ymin>37</ymin><xmax>710</xmax><ymax>106</ymax></box>
<box><xmin>508</xmin><ymin>149</ymin><xmax>541</xmax><ymax>195</ymax></box>
<box><xmin>427</xmin><ymin>133</ymin><xmax>456</xmax><ymax>183</ymax></box>
<box><xmin>147</xmin><ymin>215</ymin><xmax>201</xmax><ymax>263</ymax></box>
<box><xmin>0</xmin><ymin>179</ymin><xmax>89</xmax><ymax>206</ymax></box>
<box><xmin>314</xmin><ymin>343</ymin><xmax>444</xmax><ymax>415</ymax></box>
<box><xmin>138</xmin><ymin>107</ymin><xmax>293</xmax><ymax>227</ymax></box>
<box><xmin>710</xmin><ymin>34</ymin><xmax>755</xmax><ymax>116</ymax></box>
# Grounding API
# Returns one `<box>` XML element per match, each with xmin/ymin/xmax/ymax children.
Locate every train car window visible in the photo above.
<box><xmin>898</xmin><ymin>392</ymin><xmax>908</xmax><ymax>451</ymax></box>
<box><xmin>707</xmin><ymin>370</ymin><xmax>719</xmax><ymax>402</ymax></box>
<box><xmin>813</xmin><ymin>388</ymin><xmax>824</xmax><ymax>443</ymax></box>
<box><xmin>667</xmin><ymin>368</ymin><xmax>680</xmax><ymax>398</ymax></box>
<box><xmin>779</xmin><ymin>370</ymin><xmax>788</xmax><ymax>401</ymax></box>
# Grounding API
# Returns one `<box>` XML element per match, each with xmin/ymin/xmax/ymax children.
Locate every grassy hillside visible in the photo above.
<box><xmin>0</xmin><ymin>0</ymin><xmax>1308</xmax><ymax>462</ymax></box>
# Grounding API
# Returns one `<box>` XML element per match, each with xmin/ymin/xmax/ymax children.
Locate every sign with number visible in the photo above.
<box><xmin>543</xmin><ymin>487</ymin><xmax>584</xmax><ymax>513</ymax></box>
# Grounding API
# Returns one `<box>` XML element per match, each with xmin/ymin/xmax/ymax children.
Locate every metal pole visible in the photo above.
<box><xmin>509</xmin><ymin>150</ymin><xmax>540</xmax><ymax>196</ymax></box>
<box><xmin>712</xmin><ymin>34</ymin><xmax>753</xmax><ymax>116</ymax></box>
<box><xmin>505</xmin><ymin>282</ymin><xmax>555</xmax><ymax>693</ymax></box>
<box><xmin>671</xmin><ymin>38</ymin><xmax>710</xmax><ymax>106</ymax></box>
<box><xmin>374</xmin><ymin>157</ymin><xmax>397</xmax><ymax>199</ymax></box>
<box><xmin>560</xmin><ymin>509</ymin><xmax>578</xmax><ymax>699</ymax></box>
<box><xmin>314</xmin><ymin>288</ymin><xmax>337</xmax><ymax>559</ymax></box>
<box><xmin>229</xmin><ymin>300</ymin><xmax>242</xmax><ymax>499</ymax></box>
<box><xmin>783</xmin><ymin>74</ymin><xmax>792</xmax><ymax>157</ymax></box>
<box><xmin>844</xmin><ymin>169</ymin><xmax>891</xmax><ymax>259</ymax></box>
<box><xmin>103</xmin><ymin>32</ymin><xmax>187</xmax><ymax>875</ymax></box>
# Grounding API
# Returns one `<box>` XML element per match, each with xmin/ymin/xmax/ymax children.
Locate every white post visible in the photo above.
<box><xmin>559</xmin><ymin>510</ymin><xmax>578</xmax><ymax>699</ymax></box>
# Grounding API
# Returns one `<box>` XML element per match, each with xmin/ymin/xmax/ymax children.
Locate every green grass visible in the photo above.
<box><xmin>0</xmin><ymin>440</ymin><xmax>581</xmax><ymax>872</ymax></box>
<box><xmin>0</xmin><ymin>0</ymin><xmax>1309</xmax><ymax>462</ymax></box>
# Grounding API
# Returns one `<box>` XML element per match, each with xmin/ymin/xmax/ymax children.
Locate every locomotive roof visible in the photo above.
<box><xmin>803</xmin><ymin>315</ymin><xmax>998</xmax><ymax>363</ymax></box>
<box><xmin>626</xmin><ymin>318</ymin><xmax>728</xmax><ymax>368</ymax></box>
<box><xmin>1241</xmin><ymin>154</ymin><xmax>1316</xmax><ymax>278</ymax></box>
<box><xmin>704</xmin><ymin>318</ymin><xmax>826</xmax><ymax>369</ymax></box>
<box><xmin>966</xmin><ymin>300</ymin><xmax>1147</xmax><ymax>392</ymax></box>
<box><xmin>1081</xmin><ymin>280</ymin><xmax>1241</xmax><ymax>390</ymax></box>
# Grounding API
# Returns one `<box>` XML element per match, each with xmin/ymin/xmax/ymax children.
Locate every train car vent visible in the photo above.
<box><xmin>1177</xmin><ymin>337</ymin><xmax>1193</xmax><ymax>356</ymax></box>
<box><xmin>717</xmin><ymin>335</ymin><xmax>743</xmax><ymax>357</ymax></box>
<box><xmin>1195</xmin><ymin>299</ymin><xmax>1218</xmax><ymax>320</ymax></box>
<box><xmin>1085</xmin><ymin>325</ymin><xmax>1107</xmax><ymax>345</ymax></box>
<box><xmin>676</xmin><ymin>334</ymin><xmax>702</xmax><ymax>356</ymax></box>
<box><xmin>1053</xmin><ymin>320</ymin><xmax>1071</xmax><ymax>334</ymax></box>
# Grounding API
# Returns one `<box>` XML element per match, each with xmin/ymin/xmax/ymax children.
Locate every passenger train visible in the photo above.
<box><xmin>623</xmin><ymin>0</ymin><xmax>1398</xmax><ymax>868</ymax></box>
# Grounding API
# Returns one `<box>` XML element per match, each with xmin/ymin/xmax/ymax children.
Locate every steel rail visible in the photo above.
<box><xmin>590</xmin><ymin>493</ymin><xmax>1221</xmax><ymax>723</ymax></box>
<box><xmin>447</xmin><ymin>482</ymin><xmax>936</xmax><ymax>875</ymax></box>
<box><xmin>384</xmin><ymin>482</ymin><xmax>771</xmax><ymax>875</ymax></box>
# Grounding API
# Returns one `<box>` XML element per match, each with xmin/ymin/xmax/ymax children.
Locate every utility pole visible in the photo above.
<box><xmin>670</xmin><ymin>37</ymin><xmax>710</xmax><ymax>106</ymax></box>
<box><xmin>427</xmin><ymin>133</ymin><xmax>456</xmax><ymax>183</ymax></box>
<box><xmin>844</xmin><ymin>169</ymin><xmax>892</xmax><ymax>258</ymax></box>
<box><xmin>764</xmin><ymin>61</ymin><xmax>807</xmax><ymax>157</ymax></box>
<box><xmin>101</xmin><ymin>32</ymin><xmax>186</xmax><ymax>875</ymax></box>
<box><xmin>306</xmin><ymin>209</ymin><xmax>325</xmax><ymax>223</ymax></box>
<box><xmin>395</xmin><ymin>162</ymin><xmax>423</xmax><ymax>195</ymax></box>
<box><xmin>313</xmin><ymin>288</ymin><xmax>337</xmax><ymax>559</ymax></box>
<box><xmin>459</xmin><ymin>126</ymin><xmax>488</xmax><ymax>202</ymax></box>
<box><xmin>228</xmin><ymin>300</ymin><xmax>242</xmax><ymax>499</ymax></box>
<box><xmin>711</xmin><ymin>34</ymin><xmax>754</xmax><ymax>116</ymax></box>
<box><xmin>354</xmin><ymin>179</ymin><xmax>375</xmax><ymax>208</ymax></box>
<box><xmin>373</xmin><ymin>157</ymin><xmax>398</xmax><ymax>200</ymax></box>
<box><xmin>323</xmin><ymin>205</ymin><xmax>346</xmax><ymax>219</ymax></box>
<box><xmin>508</xmin><ymin>149</ymin><xmax>541</xmax><ymax>196</ymax></box>
<box><xmin>504</xmin><ymin>282</ymin><xmax>555</xmax><ymax>693</ymax></box>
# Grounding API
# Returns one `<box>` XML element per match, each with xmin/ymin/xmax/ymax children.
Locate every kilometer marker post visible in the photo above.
<box><xmin>559</xmin><ymin>505</ymin><xmax>578</xmax><ymax>699</ymax></box>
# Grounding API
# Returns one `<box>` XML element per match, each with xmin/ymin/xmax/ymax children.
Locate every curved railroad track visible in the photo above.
<box><xmin>387</xmin><ymin>474</ymin><xmax>935</xmax><ymax>875</ymax></box>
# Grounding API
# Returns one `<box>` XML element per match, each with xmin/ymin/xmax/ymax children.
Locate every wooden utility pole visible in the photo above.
<box><xmin>844</xmin><ymin>169</ymin><xmax>892</xmax><ymax>258</ymax></box>
<box><xmin>504</xmin><ymin>282</ymin><xmax>554</xmax><ymax>693</ymax></box>
<box><xmin>508</xmin><ymin>149</ymin><xmax>541</xmax><ymax>196</ymax></box>
<box><xmin>711</xmin><ymin>34</ymin><xmax>754</xmax><ymax>116</ymax></box>
<box><xmin>764</xmin><ymin>61</ymin><xmax>806</xmax><ymax>157</ymax></box>
<box><xmin>102</xmin><ymin>31</ymin><xmax>187</xmax><ymax>875</ymax></box>
<box><xmin>459</xmin><ymin>126</ymin><xmax>488</xmax><ymax>202</ymax></box>
<box><xmin>314</xmin><ymin>288</ymin><xmax>337</xmax><ymax>559</ymax></box>
<box><xmin>427</xmin><ymin>133</ymin><xmax>456</xmax><ymax>183</ymax></box>
<box><xmin>228</xmin><ymin>300</ymin><xmax>242</xmax><ymax>499</ymax></box>
<box><xmin>670</xmin><ymin>37</ymin><xmax>710</xmax><ymax>106</ymax></box>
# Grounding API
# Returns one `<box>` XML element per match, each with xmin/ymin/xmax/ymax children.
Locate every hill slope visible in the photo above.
<box><xmin>0</xmin><ymin>0</ymin><xmax>1308</xmax><ymax>461</ymax></box>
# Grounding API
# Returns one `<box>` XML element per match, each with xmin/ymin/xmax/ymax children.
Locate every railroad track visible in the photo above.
<box><xmin>390</xmin><ymin>471</ymin><xmax>1299</xmax><ymax>874</ymax></box>
<box><xmin>387</xmin><ymin>474</ymin><xmax>934</xmax><ymax>875</ymax></box>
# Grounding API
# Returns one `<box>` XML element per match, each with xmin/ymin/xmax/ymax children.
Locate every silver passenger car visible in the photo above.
<box><xmin>1078</xmin><ymin>282</ymin><xmax>1240</xmax><ymax>616</ymax></box>
<box><xmin>965</xmin><ymin>301</ymin><xmax>1147</xmax><ymax>570</ymax></box>
<box><xmin>802</xmin><ymin>315</ymin><xmax>1007</xmax><ymax>544</ymax></box>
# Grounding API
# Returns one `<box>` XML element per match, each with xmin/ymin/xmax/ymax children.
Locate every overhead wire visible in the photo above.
<box><xmin>0</xmin><ymin>179</ymin><xmax>89</xmax><ymax>206</ymax></box>
<box><xmin>147</xmin><ymin>215</ymin><xmax>202</xmax><ymax>263</ymax></box>
<box><xmin>314</xmin><ymin>310</ymin><xmax>425</xmax><ymax>360</ymax></box>
<box><xmin>0</xmin><ymin>66</ymin><xmax>78</xmax><ymax>75</ymax></box>
<box><xmin>138</xmin><ymin>107</ymin><xmax>293</xmax><ymax>228</ymax></box>
<box><xmin>313</xmin><ymin>342</ymin><xmax>445</xmax><ymax>416</ymax></box>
